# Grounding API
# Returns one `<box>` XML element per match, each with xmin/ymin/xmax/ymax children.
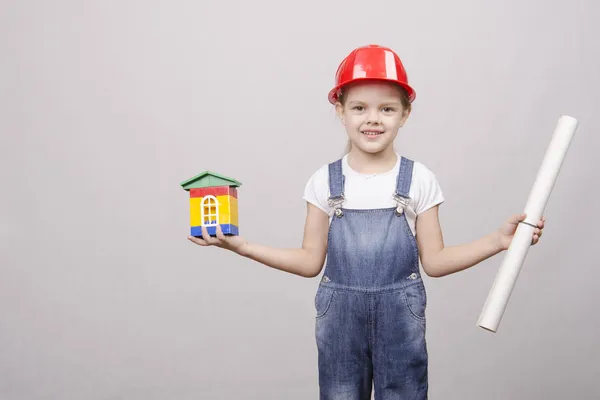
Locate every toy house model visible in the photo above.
<box><xmin>180</xmin><ymin>171</ymin><xmax>241</xmax><ymax>237</ymax></box>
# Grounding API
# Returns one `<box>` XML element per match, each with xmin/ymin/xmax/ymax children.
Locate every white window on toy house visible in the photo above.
<box><xmin>201</xmin><ymin>195</ymin><xmax>219</xmax><ymax>226</ymax></box>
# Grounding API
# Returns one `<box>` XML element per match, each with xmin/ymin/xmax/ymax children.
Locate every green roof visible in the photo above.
<box><xmin>180</xmin><ymin>171</ymin><xmax>242</xmax><ymax>191</ymax></box>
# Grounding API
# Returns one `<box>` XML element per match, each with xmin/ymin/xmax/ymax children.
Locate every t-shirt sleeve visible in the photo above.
<box><xmin>302</xmin><ymin>165</ymin><xmax>332</xmax><ymax>216</ymax></box>
<box><xmin>412</xmin><ymin>163</ymin><xmax>445</xmax><ymax>215</ymax></box>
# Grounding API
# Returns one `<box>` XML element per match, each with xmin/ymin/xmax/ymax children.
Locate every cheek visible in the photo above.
<box><xmin>384</xmin><ymin>115</ymin><xmax>404</xmax><ymax>127</ymax></box>
<box><xmin>344</xmin><ymin>114</ymin><xmax>365</xmax><ymax>130</ymax></box>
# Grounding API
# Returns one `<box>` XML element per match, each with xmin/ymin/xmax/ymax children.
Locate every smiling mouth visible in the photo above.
<box><xmin>362</xmin><ymin>131</ymin><xmax>384</xmax><ymax>136</ymax></box>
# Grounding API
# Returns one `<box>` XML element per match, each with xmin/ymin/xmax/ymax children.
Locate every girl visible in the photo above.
<box><xmin>188</xmin><ymin>44</ymin><xmax>546</xmax><ymax>400</ymax></box>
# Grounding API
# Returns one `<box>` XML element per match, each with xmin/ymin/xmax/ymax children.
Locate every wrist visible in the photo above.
<box><xmin>235</xmin><ymin>241</ymin><xmax>251</xmax><ymax>257</ymax></box>
<box><xmin>490</xmin><ymin>230</ymin><xmax>506</xmax><ymax>253</ymax></box>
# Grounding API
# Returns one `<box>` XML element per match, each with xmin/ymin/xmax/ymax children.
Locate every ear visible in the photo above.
<box><xmin>399</xmin><ymin>107</ymin><xmax>411</xmax><ymax>127</ymax></box>
<box><xmin>335</xmin><ymin>102</ymin><xmax>346</xmax><ymax>125</ymax></box>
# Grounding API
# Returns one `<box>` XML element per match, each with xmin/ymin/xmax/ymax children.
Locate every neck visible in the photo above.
<box><xmin>347</xmin><ymin>147</ymin><xmax>398</xmax><ymax>174</ymax></box>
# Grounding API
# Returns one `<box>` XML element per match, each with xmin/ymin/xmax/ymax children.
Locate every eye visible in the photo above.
<box><xmin>352</xmin><ymin>105</ymin><xmax>364</xmax><ymax>111</ymax></box>
<box><xmin>382</xmin><ymin>107</ymin><xmax>396</xmax><ymax>113</ymax></box>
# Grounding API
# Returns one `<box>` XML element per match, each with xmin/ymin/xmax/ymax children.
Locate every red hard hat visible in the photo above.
<box><xmin>328</xmin><ymin>44</ymin><xmax>416</xmax><ymax>104</ymax></box>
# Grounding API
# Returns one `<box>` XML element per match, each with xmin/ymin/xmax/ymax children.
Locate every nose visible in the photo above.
<box><xmin>366</xmin><ymin>109</ymin><xmax>380</xmax><ymax>125</ymax></box>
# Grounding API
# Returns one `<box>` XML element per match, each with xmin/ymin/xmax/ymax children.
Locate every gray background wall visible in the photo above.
<box><xmin>1</xmin><ymin>0</ymin><xmax>598</xmax><ymax>399</ymax></box>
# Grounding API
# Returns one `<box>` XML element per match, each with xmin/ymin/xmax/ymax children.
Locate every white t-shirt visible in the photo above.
<box><xmin>303</xmin><ymin>153</ymin><xmax>445</xmax><ymax>237</ymax></box>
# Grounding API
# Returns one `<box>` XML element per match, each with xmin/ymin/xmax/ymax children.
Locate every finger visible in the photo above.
<box><xmin>510</xmin><ymin>213</ymin><xmax>526</xmax><ymax>225</ymax></box>
<box><xmin>188</xmin><ymin>235</ymin><xmax>209</xmax><ymax>246</ymax></box>
<box><xmin>531</xmin><ymin>235</ymin><xmax>539</xmax><ymax>245</ymax></box>
<box><xmin>201</xmin><ymin>226</ymin><xmax>210</xmax><ymax>241</ymax></box>
<box><xmin>215</xmin><ymin>224</ymin><xmax>226</xmax><ymax>241</ymax></box>
<box><xmin>201</xmin><ymin>226</ymin><xmax>220</xmax><ymax>245</ymax></box>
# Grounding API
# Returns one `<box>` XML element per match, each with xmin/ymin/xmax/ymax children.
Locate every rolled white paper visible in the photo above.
<box><xmin>477</xmin><ymin>115</ymin><xmax>579</xmax><ymax>333</ymax></box>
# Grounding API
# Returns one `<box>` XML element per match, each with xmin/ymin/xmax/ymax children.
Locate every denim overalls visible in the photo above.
<box><xmin>315</xmin><ymin>156</ymin><xmax>428</xmax><ymax>400</ymax></box>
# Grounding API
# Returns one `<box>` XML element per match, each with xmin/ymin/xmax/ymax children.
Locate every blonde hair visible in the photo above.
<box><xmin>337</xmin><ymin>83</ymin><xmax>412</xmax><ymax>154</ymax></box>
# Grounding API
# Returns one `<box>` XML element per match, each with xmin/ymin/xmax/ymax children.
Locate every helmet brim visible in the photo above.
<box><xmin>328</xmin><ymin>78</ymin><xmax>416</xmax><ymax>105</ymax></box>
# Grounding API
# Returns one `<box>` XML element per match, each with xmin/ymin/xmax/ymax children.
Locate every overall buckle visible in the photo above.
<box><xmin>392</xmin><ymin>193</ymin><xmax>410</xmax><ymax>216</ymax></box>
<box><xmin>327</xmin><ymin>194</ymin><xmax>345</xmax><ymax>217</ymax></box>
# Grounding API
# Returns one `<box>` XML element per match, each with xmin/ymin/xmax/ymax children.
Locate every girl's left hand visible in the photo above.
<box><xmin>497</xmin><ymin>213</ymin><xmax>546</xmax><ymax>251</ymax></box>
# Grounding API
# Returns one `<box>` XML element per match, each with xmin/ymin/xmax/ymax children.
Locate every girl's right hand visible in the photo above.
<box><xmin>188</xmin><ymin>225</ymin><xmax>249</xmax><ymax>256</ymax></box>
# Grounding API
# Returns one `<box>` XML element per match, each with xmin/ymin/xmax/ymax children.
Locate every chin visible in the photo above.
<box><xmin>355</xmin><ymin>143</ymin><xmax>389</xmax><ymax>154</ymax></box>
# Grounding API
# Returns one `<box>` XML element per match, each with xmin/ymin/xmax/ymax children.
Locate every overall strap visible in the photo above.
<box><xmin>328</xmin><ymin>159</ymin><xmax>344</xmax><ymax>199</ymax></box>
<box><xmin>327</xmin><ymin>159</ymin><xmax>345</xmax><ymax>217</ymax></box>
<box><xmin>393</xmin><ymin>156</ymin><xmax>414</xmax><ymax>215</ymax></box>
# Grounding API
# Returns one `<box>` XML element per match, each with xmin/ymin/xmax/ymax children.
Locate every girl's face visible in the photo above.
<box><xmin>336</xmin><ymin>81</ymin><xmax>410</xmax><ymax>155</ymax></box>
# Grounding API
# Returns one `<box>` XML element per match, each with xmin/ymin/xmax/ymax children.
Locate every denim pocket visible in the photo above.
<box><xmin>315</xmin><ymin>285</ymin><xmax>335</xmax><ymax>319</ymax></box>
<box><xmin>401</xmin><ymin>281</ymin><xmax>427</xmax><ymax>322</ymax></box>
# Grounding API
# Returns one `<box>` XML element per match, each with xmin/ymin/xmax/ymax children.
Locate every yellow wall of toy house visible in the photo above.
<box><xmin>189</xmin><ymin>195</ymin><xmax>238</xmax><ymax>226</ymax></box>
